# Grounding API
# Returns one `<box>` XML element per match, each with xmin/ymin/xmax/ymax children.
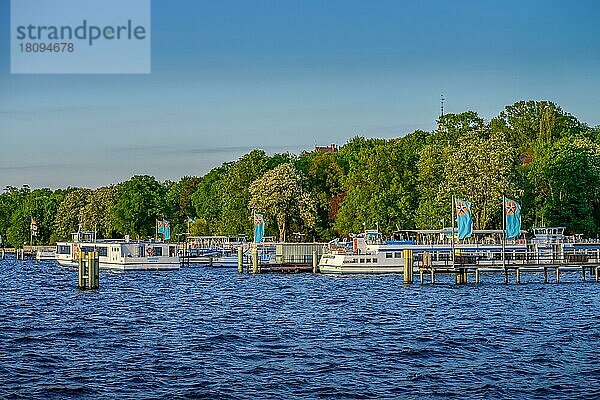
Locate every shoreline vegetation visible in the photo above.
<box><xmin>1</xmin><ymin>100</ymin><xmax>600</xmax><ymax>248</ymax></box>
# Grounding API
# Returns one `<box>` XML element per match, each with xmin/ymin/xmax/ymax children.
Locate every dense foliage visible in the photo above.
<box><xmin>2</xmin><ymin>100</ymin><xmax>600</xmax><ymax>247</ymax></box>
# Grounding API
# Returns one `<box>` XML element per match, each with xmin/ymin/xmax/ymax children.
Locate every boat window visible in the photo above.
<box><xmin>365</xmin><ymin>258</ymin><xmax>370</xmax><ymax>263</ymax></box>
<box><xmin>153</xmin><ymin>247</ymin><xmax>163</xmax><ymax>256</ymax></box>
<box><xmin>97</xmin><ymin>247</ymin><xmax>108</xmax><ymax>257</ymax></box>
<box><xmin>373</xmin><ymin>258</ymin><xmax>377</xmax><ymax>263</ymax></box>
<box><xmin>360</xmin><ymin>258</ymin><xmax>365</xmax><ymax>263</ymax></box>
<box><xmin>394</xmin><ymin>252</ymin><xmax>401</xmax><ymax>258</ymax></box>
<box><xmin>386</xmin><ymin>253</ymin><xmax>392</xmax><ymax>258</ymax></box>
<box><xmin>57</xmin><ymin>245</ymin><xmax>70</xmax><ymax>254</ymax></box>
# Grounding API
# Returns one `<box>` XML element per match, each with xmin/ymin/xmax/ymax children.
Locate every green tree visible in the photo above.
<box><xmin>249</xmin><ymin>163</ymin><xmax>315</xmax><ymax>242</ymax></box>
<box><xmin>219</xmin><ymin>150</ymin><xmax>273</xmax><ymax>236</ymax></box>
<box><xmin>53</xmin><ymin>188</ymin><xmax>92</xmax><ymax>241</ymax></box>
<box><xmin>166</xmin><ymin>176</ymin><xmax>200</xmax><ymax>237</ymax></box>
<box><xmin>444</xmin><ymin>129</ymin><xmax>519</xmax><ymax>229</ymax></box>
<box><xmin>80</xmin><ymin>186</ymin><xmax>118</xmax><ymax>238</ymax></box>
<box><xmin>527</xmin><ymin>138</ymin><xmax>600</xmax><ymax>234</ymax></box>
<box><xmin>192</xmin><ymin>164</ymin><xmax>230</xmax><ymax>233</ymax></box>
<box><xmin>299</xmin><ymin>151</ymin><xmax>345</xmax><ymax>240</ymax></box>
<box><xmin>112</xmin><ymin>176</ymin><xmax>167</xmax><ymax>238</ymax></box>
<box><xmin>335</xmin><ymin>133</ymin><xmax>425</xmax><ymax>234</ymax></box>
<box><xmin>0</xmin><ymin>186</ymin><xmax>30</xmax><ymax>247</ymax></box>
<box><xmin>491</xmin><ymin>101</ymin><xmax>590</xmax><ymax>152</ymax></box>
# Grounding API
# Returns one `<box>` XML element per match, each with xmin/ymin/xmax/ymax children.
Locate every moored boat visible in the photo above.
<box><xmin>56</xmin><ymin>231</ymin><xmax>180</xmax><ymax>271</ymax></box>
<box><xmin>318</xmin><ymin>229</ymin><xmax>528</xmax><ymax>275</ymax></box>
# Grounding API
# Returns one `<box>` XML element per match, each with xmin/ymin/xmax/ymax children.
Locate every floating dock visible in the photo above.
<box><xmin>239</xmin><ymin>242</ymin><xmax>325</xmax><ymax>274</ymax></box>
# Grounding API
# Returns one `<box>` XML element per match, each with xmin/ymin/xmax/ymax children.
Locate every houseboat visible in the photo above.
<box><xmin>56</xmin><ymin>231</ymin><xmax>180</xmax><ymax>271</ymax></box>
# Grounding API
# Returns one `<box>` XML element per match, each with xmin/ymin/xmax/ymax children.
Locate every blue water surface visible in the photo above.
<box><xmin>1</xmin><ymin>256</ymin><xmax>599</xmax><ymax>399</ymax></box>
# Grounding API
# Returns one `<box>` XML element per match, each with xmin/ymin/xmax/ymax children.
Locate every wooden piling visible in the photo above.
<box><xmin>504</xmin><ymin>268</ymin><xmax>508</xmax><ymax>284</ymax></box>
<box><xmin>251</xmin><ymin>247</ymin><xmax>259</xmax><ymax>274</ymax></box>
<box><xmin>78</xmin><ymin>251</ymin><xmax>85</xmax><ymax>288</ymax></box>
<box><xmin>89</xmin><ymin>251</ymin><xmax>99</xmax><ymax>289</ymax></box>
<box><xmin>312</xmin><ymin>250</ymin><xmax>318</xmax><ymax>273</ymax></box>
<box><xmin>419</xmin><ymin>270</ymin><xmax>424</xmax><ymax>284</ymax></box>
<box><xmin>555</xmin><ymin>267</ymin><xmax>560</xmax><ymax>283</ymax></box>
<box><xmin>78</xmin><ymin>251</ymin><xmax>99</xmax><ymax>290</ymax></box>
<box><xmin>475</xmin><ymin>268</ymin><xmax>480</xmax><ymax>284</ymax></box>
<box><xmin>543</xmin><ymin>267</ymin><xmax>548</xmax><ymax>283</ymax></box>
<box><xmin>431</xmin><ymin>269</ymin><xmax>435</xmax><ymax>284</ymax></box>
<box><xmin>516</xmin><ymin>268</ymin><xmax>521</xmax><ymax>284</ymax></box>
<box><xmin>595</xmin><ymin>266</ymin><xmax>599</xmax><ymax>283</ymax></box>
<box><xmin>402</xmin><ymin>249</ymin><xmax>414</xmax><ymax>284</ymax></box>
<box><xmin>455</xmin><ymin>268</ymin><xmax>467</xmax><ymax>284</ymax></box>
<box><xmin>1</xmin><ymin>248</ymin><xmax>4</xmax><ymax>259</ymax></box>
<box><xmin>237</xmin><ymin>246</ymin><xmax>243</xmax><ymax>273</ymax></box>
<box><xmin>582</xmin><ymin>266</ymin><xmax>586</xmax><ymax>282</ymax></box>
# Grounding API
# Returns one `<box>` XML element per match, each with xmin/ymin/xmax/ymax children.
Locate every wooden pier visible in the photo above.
<box><xmin>1</xmin><ymin>246</ymin><xmax>55</xmax><ymax>260</ymax></box>
<box><xmin>239</xmin><ymin>243</ymin><xmax>323</xmax><ymax>274</ymax></box>
<box><xmin>414</xmin><ymin>250</ymin><xmax>600</xmax><ymax>284</ymax></box>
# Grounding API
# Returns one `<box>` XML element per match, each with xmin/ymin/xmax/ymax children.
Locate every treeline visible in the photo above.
<box><xmin>1</xmin><ymin>100</ymin><xmax>600</xmax><ymax>248</ymax></box>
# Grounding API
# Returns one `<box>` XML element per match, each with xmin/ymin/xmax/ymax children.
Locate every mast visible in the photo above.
<box><xmin>502</xmin><ymin>195</ymin><xmax>506</xmax><ymax>270</ymax></box>
<box><xmin>451</xmin><ymin>194</ymin><xmax>455</xmax><ymax>267</ymax></box>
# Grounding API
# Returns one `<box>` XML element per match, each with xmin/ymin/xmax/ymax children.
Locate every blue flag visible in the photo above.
<box><xmin>163</xmin><ymin>220</ymin><xmax>171</xmax><ymax>240</ymax></box>
<box><xmin>157</xmin><ymin>219</ymin><xmax>170</xmax><ymax>240</ymax></box>
<box><xmin>505</xmin><ymin>198</ymin><xmax>521</xmax><ymax>239</ymax></box>
<box><xmin>455</xmin><ymin>199</ymin><xmax>473</xmax><ymax>239</ymax></box>
<box><xmin>253</xmin><ymin>213</ymin><xmax>264</xmax><ymax>243</ymax></box>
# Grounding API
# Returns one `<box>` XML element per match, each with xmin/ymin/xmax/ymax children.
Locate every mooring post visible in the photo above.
<box><xmin>455</xmin><ymin>268</ymin><xmax>467</xmax><ymax>284</ymax></box>
<box><xmin>403</xmin><ymin>249</ymin><xmax>414</xmax><ymax>284</ymax></box>
<box><xmin>251</xmin><ymin>247</ymin><xmax>259</xmax><ymax>274</ymax></box>
<box><xmin>543</xmin><ymin>267</ymin><xmax>548</xmax><ymax>283</ymax></box>
<box><xmin>89</xmin><ymin>251</ymin><xmax>99</xmax><ymax>289</ymax></box>
<box><xmin>419</xmin><ymin>269</ymin><xmax>424</xmax><ymax>284</ymax></box>
<box><xmin>555</xmin><ymin>267</ymin><xmax>560</xmax><ymax>283</ymax></box>
<box><xmin>431</xmin><ymin>269</ymin><xmax>435</xmax><ymax>284</ymax></box>
<box><xmin>312</xmin><ymin>250</ymin><xmax>318</xmax><ymax>273</ymax></box>
<box><xmin>504</xmin><ymin>268</ymin><xmax>508</xmax><ymax>284</ymax></box>
<box><xmin>596</xmin><ymin>266</ymin><xmax>599</xmax><ymax>283</ymax></box>
<box><xmin>516</xmin><ymin>268</ymin><xmax>521</xmax><ymax>284</ymax></box>
<box><xmin>582</xmin><ymin>266</ymin><xmax>586</xmax><ymax>282</ymax></box>
<box><xmin>475</xmin><ymin>268</ymin><xmax>480</xmax><ymax>284</ymax></box>
<box><xmin>1</xmin><ymin>248</ymin><xmax>4</xmax><ymax>260</ymax></box>
<box><xmin>78</xmin><ymin>251</ymin><xmax>85</xmax><ymax>289</ymax></box>
<box><xmin>237</xmin><ymin>246</ymin><xmax>243</xmax><ymax>273</ymax></box>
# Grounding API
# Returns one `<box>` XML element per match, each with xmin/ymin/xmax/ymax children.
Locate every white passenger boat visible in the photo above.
<box><xmin>56</xmin><ymin>231</ymin><xmax>180</xmax><ymax>271</ymax></box>
<box><xmin>319</xmin><ymin>229</ymin><xmax>528</xmax><ymax>275</ymax></box>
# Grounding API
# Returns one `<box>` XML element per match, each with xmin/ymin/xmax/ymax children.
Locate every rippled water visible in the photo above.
<box><xmin>1</xmin><ymin>256</ymin><xmax>600</xmax><ymax>399</ymax></box>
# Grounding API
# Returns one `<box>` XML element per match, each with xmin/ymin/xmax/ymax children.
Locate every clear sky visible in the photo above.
<box><xmin>1</xmin><ymin>0</ymin><xmax>600</xmax><ymax>190</ymax></box>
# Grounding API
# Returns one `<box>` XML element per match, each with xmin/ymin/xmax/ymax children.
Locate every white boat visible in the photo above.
<box><xmin>319</xmin><ymin>229</ymin><xmax>528</xmax><ymax>275</ymax></box>
<box><xmin>36</xmin><ymin>247</ymin><xmax>56</xmax><ymax>260</ymax></box>
<box><xmin>56</xmin><ymin>231</ymin><xmax>180</xmax><ymax>271</ymax></box>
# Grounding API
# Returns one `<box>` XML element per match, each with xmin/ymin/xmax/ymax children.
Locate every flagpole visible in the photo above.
<box><xmin>502</xmin><ymin>195</ymin><xmax>506</xmax><ymax>270</ymax></box>
<box><xmin>155</xmin><ymin>219</ymin><xmax>158</xmax><ymax>242</ymax></box>
<box><xmin>451</xmin><ymin>195</ymin><xmax>455</xmax><ymax>268</ymax></box>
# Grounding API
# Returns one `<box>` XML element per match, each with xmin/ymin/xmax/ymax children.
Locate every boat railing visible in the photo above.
<box><xmin>414</xmin><ymin>247</ymin><xmax>600</xmax><ymax>269</ymax></box>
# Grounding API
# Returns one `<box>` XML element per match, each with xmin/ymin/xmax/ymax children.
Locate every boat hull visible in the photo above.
<box><xmin>57</xmin><ymin>258</ymin><xmax>180</xmax><ymax>271</ymax></box>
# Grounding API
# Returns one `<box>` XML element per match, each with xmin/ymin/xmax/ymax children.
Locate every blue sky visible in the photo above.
<box><xmin>1</xmin><ymin>0</ymin><xmax>600</xmax><ymax>189</ymax></box>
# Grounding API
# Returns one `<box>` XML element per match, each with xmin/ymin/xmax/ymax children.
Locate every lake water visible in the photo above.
<box><xmin>1</xmin><ymin>256</ymin><xmax>600</xmax><ymax>399</ymax></box>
